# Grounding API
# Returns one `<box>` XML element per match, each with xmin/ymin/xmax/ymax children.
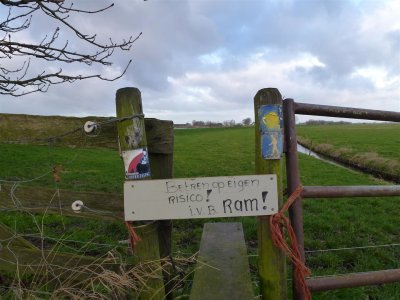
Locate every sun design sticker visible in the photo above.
<box><xmin>262</xmin><ymin>111</ymin><xmax>280</xmax><ymax>130</ymax></box>
<box><xmin>258</xmin><ymin>105</ymin><xmax>283</xmax><ymax>160</ymax></box>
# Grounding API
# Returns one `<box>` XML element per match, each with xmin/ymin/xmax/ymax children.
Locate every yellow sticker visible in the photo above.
<box><xmin>262</xmin><ymin>112</ymin><xmax>280</xmax><ymax>129</ymax></box>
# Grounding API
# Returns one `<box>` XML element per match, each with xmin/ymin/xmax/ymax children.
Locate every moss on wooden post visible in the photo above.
<box><xmin>254</xmin><ymin>88</ymin><xmax>287</xmax><ymax>299</ymax></box>
<box><xmin>116</xmin><ymin>88</ymin><xmax>148</xmax><ymax>153</ymax></box>
<box><xmin>116</xmin><ymin>87</ymin><xmax>166</xmax><ymax>299</ymax></box>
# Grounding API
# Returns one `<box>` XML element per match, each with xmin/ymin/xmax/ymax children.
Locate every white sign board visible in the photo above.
<box><xmin>124</xmin><ymin>175</ymin><xmax>278</xmax><ymax>221</ymax></box>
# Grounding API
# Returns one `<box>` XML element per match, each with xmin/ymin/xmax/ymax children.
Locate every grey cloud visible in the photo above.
<box><xmin>108</xmin><ymin>1</ymin><xmax>221</xmax><ymax>91</ymax></box>
<box><xmin>7</xmin><ymin>1</ymin><xmax>220</xmax><ymax>92</ymax></box>
<box><xmin>16</xmin><ymin>0</ymin><xmax>395</xmax><ymax>91</ymax></box>
<box><xmin>387</xmin><ymin>29</ymin><xmax>400</xmax><ymax>52</ymax></box>
<box><xmin>290</xmin><ymin>66</ymin><xmax>375</xmax><ymax>92</ymax></box>
<box><xmin>385</xmin><ymin>29</ymin><xmax>400</xmax><ymax>76</ymax></box>
<box><xmin>196</xmin><ymin>0</ymin><xmax>395</xmax><ymax>87</ymax></box>
<box><xmin>1</xmin><ymin>0</ymin><xmax>398</xmax><ymax>124</ymax></box>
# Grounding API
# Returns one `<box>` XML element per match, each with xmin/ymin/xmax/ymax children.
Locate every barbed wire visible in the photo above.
<box><xmin>1</xmin><ymin>113</ymin><xmax>399</xmax><ymax>295</ymax></box>
<box><xmin>0</xmin><ymin>206</ymin><xmax>120</xmax><ymax>226</ymax></box>
<box><xmin>0</xmin><ymin>121</ymin><xmax>123</xmax><ymax>218</ymax></box>
<box><xmin>0</xmin><ymin>232</ymin><xmax>130</xmax><ymax>250</ymax></box>
<box><xmin>285</xmin><ymin>269</ymin><xmax>399</xmax><ymax>282</ymax></box>
<box><xmin>304</xmin><ymin>269</ymin><xmax>400</xmax><ymax>280</ymax></box>
<box><xmin>305</xmin><ymin>243</ymin><xmax>400</xmax><ymax>253</ymax></box>
<box><xmin>0</xmin><ymin>203</ymin><xmax>120</xmax><ymax>218</ymax></box>
<box><xmin>0</xmin><ymin>112</ymin><xmax>163</xmax><ymax>297</ymax></box>
<box><xmin>0</xmin><ymin>113</ymin><xmax>133</xmax><ymax>216</ymax></box>
<box><xmin>0</xmin><ymin>113</ymin><xmax>144</xmax><ymax>187</ymax></box>
<box><xmin>0</xmin><ymin>114</ymin><xmax>125</xmax><ymax>244</ymax></box>
<box><xmin>247</xmin><ymin>242</ymin><xmax>400</xmax><ymax>258</ymax></box>
<box><xmin>0</xmin><ymin>113</ymin><xmax>145</xmax><ymax>145</ymax></box>
<box><xmin>96</xmin><ymin>114</ymin><xmax>145</xmax><ymax>126</ymax></box>
<box><xmin>0</xmin><ymin>170</ymin><xmax>52</xmax><ymax>184</ymax></box>
<box><xmin>78</xmin><ymin>203</ymin><xmax>119</xmax><ymax>217</ymax></box>
<box><xmin>0</xmin><ymin>285</ymin><xmax>53</xmax><ymax>297</ymax></box>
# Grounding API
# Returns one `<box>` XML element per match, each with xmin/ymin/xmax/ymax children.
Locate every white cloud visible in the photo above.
<box><xmin>198</xmin><ymin>48</ymin><xmax>228</xmax><ymax>67</ymax></box>
<box><xmin>360</xmin><ymin>0</ymin><xmax>400</xmax><ymax>33</ymax></box>
<box><xmin>1</xmin><ymin>0</ymin><xmax>399</xmax><ymax>125</ymax></box>
<box><xmin>352</xmin><ymin>67</ymin><xmax>400</xmax><ymax>89</ymax></box>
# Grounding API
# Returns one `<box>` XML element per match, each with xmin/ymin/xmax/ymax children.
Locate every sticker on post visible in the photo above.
<box><xmin>258</xmin><ymin>105</ymin><xmax>283</xmax><ymax>159</ymax></box>
<box><xmin>259</xmin><ymin>105</ymin><xmax>283</xmax><ymax>133</ymax></box>
<box><xmin>121</xmin><ymin>147</ymin><xmax>150</xmax><ymax>179</ymax></box>
<box><xmin>261</xmin><ymin>132</ymin><xmax>283</xmax><ymax>159</ymax></box>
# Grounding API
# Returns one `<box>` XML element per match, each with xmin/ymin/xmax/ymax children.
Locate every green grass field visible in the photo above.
<box><xmin>173</xmin><ymin>127</ymin><xmax>400</xmax><ymax>298</ymax></box>
<box><xmin>0</xmin><ymin>125</ymin><xmax>399</xmax><ymax>298</ymax></box>
<box><xmin>0</xmin><ymin>143</ymin><xmax>123</xmax><ymax>193</ymax></box>
<box><xmin>297</xmin><ymin>123</ymin><xmax>400</xmax><ymax>160</ymax></box>
<box><xmin>297</xmin><ymin>123</ymin><xmax>400</xmax><ymax>180</ymax></box>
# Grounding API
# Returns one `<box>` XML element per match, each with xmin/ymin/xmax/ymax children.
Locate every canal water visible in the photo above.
<box><xmin>296</xmin><ymin>143</ymin><xmax>397</xmax><ymax>183</ymax></box>
<box><xmin>296</xmin><ymin>143</ymin><xmax>347</xmax><ymax>169</ymax></box>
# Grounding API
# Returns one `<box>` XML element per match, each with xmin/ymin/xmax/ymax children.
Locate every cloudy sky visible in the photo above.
<box><xmin>1</xmin><ymin>0</ymin><xmax>399</xmax><ymax>124</ymax></box>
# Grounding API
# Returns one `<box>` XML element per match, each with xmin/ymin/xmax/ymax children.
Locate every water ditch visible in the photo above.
<box><xmin>297</xmin><ymin>143</ymin><xmax>344</xmax><ymax>168</ymax></box>
<box><xmin>296</xmin><ymin>143</ymin><xmax>399</xmax><ymax>184</ymax></box>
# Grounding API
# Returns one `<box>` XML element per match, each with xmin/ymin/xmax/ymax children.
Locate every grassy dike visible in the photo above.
<box><xmin>0</xmin><ymin>118</ymin><xmax>399</xmax><ymax>298</ymax></box>
<box><xmin>297</xmin><ymin>123</ymin><xmax>400</xmax><ymax>182</ymax></box>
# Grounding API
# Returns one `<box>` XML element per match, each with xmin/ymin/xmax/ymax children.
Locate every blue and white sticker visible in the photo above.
<box><xmin>259</xmin><ymin>105</ymin><xmax>283</xmax><ymax>159</ymax></box>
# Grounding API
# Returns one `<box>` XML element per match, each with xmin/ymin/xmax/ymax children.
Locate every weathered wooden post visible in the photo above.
<box><xmin>116</xmin><ymin>87</ymin><xmax>166</xmax><ymax>299</ymax></box>
<box><xmin>254</xmin><ymin>88</ymin><xmax>287</xmax><ymax>299</ymax></box>
<box><xmin>144</xmin><ymin>118</ymin><xmax>174</xmax><ymax>300</ymax></box>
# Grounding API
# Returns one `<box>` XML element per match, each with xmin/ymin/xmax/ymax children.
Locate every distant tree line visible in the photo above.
<box><xmin>175</xmin><ymin>118</ymin><xmax>253</xmax><ymax>128</ymax></box>
<box><xmin>301</xmin><ymin>120</ymin><xmax>352</xmax><ymax>125</ymax></box>
<box><xmin>177</xmin><ymin>118</ymin><xmax>352</xmax><ymax>128</ymax></box>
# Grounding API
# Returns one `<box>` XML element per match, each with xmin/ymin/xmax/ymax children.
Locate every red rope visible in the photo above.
<box><xmin>52</xmin><ymin>165</ymin><xmax>62</xmax><ymax>182</ymax></box>
<box><xmin>125</xmin><ymin>221</ymin><xmax>141</xmax><ymax>253</ymax></box>
<box><xmin>270</xmin><ymin>185</ymin><xmax>312</xmax><ymax>300</ymax></box>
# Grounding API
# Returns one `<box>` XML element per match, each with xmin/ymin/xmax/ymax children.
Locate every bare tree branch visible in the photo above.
<box><xmin>0</xmin><ymin>1</ymin><xmax>140</xmax><ymax>96</ymax></box>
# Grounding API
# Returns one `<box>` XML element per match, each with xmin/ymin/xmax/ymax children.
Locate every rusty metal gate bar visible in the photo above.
<box><xmin>307</xmin><ymin>269</ymin><xmax>400</xmax><ymax>292</ymax></box>
<box><xmin>283</xmin><ymin>98</ymin><xmax>307</xmax><ymax>300</ymax></box>
<box><xmin>294</xmin><ymin>102</ymin><xmax>400</xmax><ymax>122</ymax></box>
<box><xmin>302</xmin><ymin>185</ymin><xmax>400</xmax><ymax>198</ymax></box>
<box><xmin>282</xmin><ymin>100</ymin><xmax>400</xmax><ymax>298</ymax></box>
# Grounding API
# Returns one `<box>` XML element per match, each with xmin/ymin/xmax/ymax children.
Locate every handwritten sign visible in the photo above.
<box><xmin>124</xmin><ymin>175</ymin><xmax>278</xmax><ymax>221</ymax></box>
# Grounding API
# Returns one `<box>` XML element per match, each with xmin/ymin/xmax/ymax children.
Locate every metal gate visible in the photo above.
<box><xmin>282</xmin><ymin>99</ymin><xmax>400</xmax><ymax>299</ymax></box>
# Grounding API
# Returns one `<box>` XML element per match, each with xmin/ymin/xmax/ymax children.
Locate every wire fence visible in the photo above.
<box><xmin>1</xmin><ymin>113</ymin><xmax>399</xmax><ymax>297</ymax></box>
<box><xmin>0</xmin><ymin>114</ymin><xmax>184</xmax><ymax>298</ymax></box>
<box><xmin>0</xmin><ymin>114</ymin><xmax>143</xmax><ymax>221</ymax></box>
<box><xmin>0</xmin><ymin>114</ymin><xmax>142</xmax><ymax>249</ymax></box>
<box><xmin>1</xmin><ymin>113</ymin><xmax>144</xmax><ymax>145</ymax></box>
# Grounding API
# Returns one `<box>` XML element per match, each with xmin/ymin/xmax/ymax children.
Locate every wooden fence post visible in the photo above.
<box><xmin>116</xmin><ymin>87</ymin><xmax>166</xmax><ymax>299</ymax></box>
<box><xmin>145</xmin><ymin>118</ymin><xmax>174</xmax><ymax>300</ymax></box>
<box><xmin>254</xmin><ymin>88</ymin><xmax>287</xmax><ymax>299</ymax></box>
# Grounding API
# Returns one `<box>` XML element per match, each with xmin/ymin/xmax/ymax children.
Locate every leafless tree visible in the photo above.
<box><xmin>242</xmin><ymin>117</ymin><xmax>251</xmax><ymax>126</ymax></box>
<box><xmin>0</xmin><ymin>0</ymin><xmax>141</xmax><ymax>96</ymax></box>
